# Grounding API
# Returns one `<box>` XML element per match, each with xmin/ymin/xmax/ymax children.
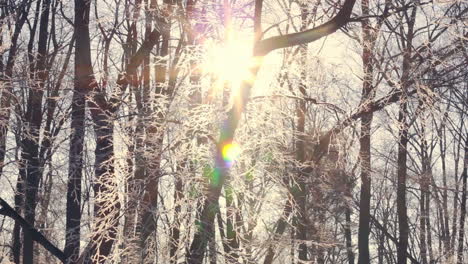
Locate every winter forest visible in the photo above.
<box><xmin>0</xmin><ymin>0</ymin><xmax>467</xmax><ymax>263</ymax></box>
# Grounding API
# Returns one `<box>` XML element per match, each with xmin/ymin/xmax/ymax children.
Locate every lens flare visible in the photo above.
<box><xmin>222</xmin><ymin>143</ymin><xmax>240</xmax><ymax>164</ymax></box>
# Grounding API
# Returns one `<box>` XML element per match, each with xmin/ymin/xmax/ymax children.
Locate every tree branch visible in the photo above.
<box><xmin>254</xmin><ymin>0</ymin><xmax>356</xmax><ymax>56</ymax></box>
<box><xmin>0</xmin><ymin>197</ymin><xmax>66</xmax><ymax>263</ymax></box>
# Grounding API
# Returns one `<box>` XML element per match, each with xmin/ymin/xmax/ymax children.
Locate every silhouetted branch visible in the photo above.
<box><xmin>0</xmin><ymin>197</ymin><xmax>66</xmax><ymax>263</ymax></box>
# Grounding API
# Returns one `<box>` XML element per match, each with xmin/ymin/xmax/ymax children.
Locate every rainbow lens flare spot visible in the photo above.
<box><xmin>222</xmin><ymin>143</ymin><xmax>240</xmax><ymax>163</ymax></box>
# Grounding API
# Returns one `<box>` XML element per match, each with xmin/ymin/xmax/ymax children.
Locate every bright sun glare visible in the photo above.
<box><xmin>202</xmin><ymin>36</ymin><xmax>254</xmax><ymax>88</ymax></box>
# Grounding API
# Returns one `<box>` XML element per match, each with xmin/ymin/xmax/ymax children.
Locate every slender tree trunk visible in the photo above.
<box><xmin>0</xmin><ymin>0</ymin><xmax>31</xmax><ymax>180</ymax></box>
<box><xmin>64</xmin><ymin>0</ymin><xmax>94</xmax><ymax>262</ymax></box>
<box><xmin>456</xmin><ymin>137</ymin><xmax>467</xmax><ymax>264</ymax></box>
<box><xmin>426</xmin><ymin>187</ymin><xmax>434</xmax><ymax>264</ymax></box>
<box><xmin>37</xmin><ymin>9</ymin><xmax>73</xmax><ymax>260</ymax></box>
<box><xmin>345</xmin><ymin>204</ymin><xmax>355</xmax><ymax>264</ymax></box>
<box><xmin>294</xmin><ymin>4</ymin><xmax>310</xmax><ymax>262</ymax></box>
<box><xmin>396</xmin><ymin>46</ymin><xmax>410</xmax><ymax>264</ymax></box>
<box><xmin>72</xmin><ymin>1</ymin><xmax>120</xmax><ymax>262</ymax></box>
<box><xmin>123</xmin><ymin>1</ymin><xmax>153</xmax><ymax>261</ymax></box>
<box><xmin>64</xmin><ymin>7</ymin><xmax>88</xmax><ymax>260</ymax></box>
<box><xmin>22</xmin><ymin>1</ymin><xmax>50</xmax><ymax>262</ymax></box>
<box><xmin>358</xmin><ymin>1</ymin><xmax>376</xmax><ymax>262</ymax></box>
<box><xmin>13</xmin><ymin>157</ymin><xmax>26</xmax><ymax>264</ymax></box>
<box><xmin>451</xmin><ymin>119</ymin><xmax>462</xmax><ymax>255</ymax></box>
<box><xmin>420</xmin><ymin>118</ymin><xmax>434</xmax><ymax>263</ymax></box>
<box><xmin>439</xmin><ymin>116</ymin><xmax>451</xmax><ymax>253</ymax></box>
<box><xmin>4</xmin><ymin>4</ymin><xmax>32</xmax><ymax>261</ymax></box>
<box><xmin>137</xmin><ymin>15</ymin><xmax>167</xmax><ymax>260</ymax></box>
<box><xmin>397</xmin><ymin>7</ymin><xmax>416</xmax><ymax>264</ymax></box>
<box><xmin>420</xmin><ymin>185</ymin><xmax>428</xmax><ymax>264</ymax></box>
<box><xmin>263</xmin><ymin>199</ymin><xmax>293</xmax><ymax>264</ymax></box>
<box><xmin>420</xmin><ymin>131</ymin><xmax>429</xmax><ymax>264</ymax></box>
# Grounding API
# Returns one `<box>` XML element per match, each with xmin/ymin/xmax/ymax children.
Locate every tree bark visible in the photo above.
<box><xmin>456</xmin><ymin>137</ymin><xmax>467</xmax><ymax>264</ymax></box>
<box><xmin>4</xmin><ymin>3</ymin><xmax>33</xmax><ymax>261</ymax></box>
<box><xmin>22</xmin><ymin>0</ymin><xmax>51</xmax><ymax>262</ymax></box>
<box><xmin>64</xmin><ymin>0</ymin><xmax>92</xmax><ymax>260</ymax></box>
<box><xmin>357</xmin><ymin>1</ymin><xmax>377</xmax><ymax>262</ymax></box>
<box><xmin>397</xmin><ymin>6</ymin><xmax>416</xmax><ymax>264</ymax></box>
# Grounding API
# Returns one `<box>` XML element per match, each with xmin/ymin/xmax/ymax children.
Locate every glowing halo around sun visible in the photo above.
<box><xmin>201</xmin><ymin>35</ymin><xmax>257</xmax><ymax>89</ymax></box>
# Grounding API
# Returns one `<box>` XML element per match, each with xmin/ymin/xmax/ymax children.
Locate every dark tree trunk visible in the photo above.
<box><xmin>357</xmin><ymin>0</ymin><xmax>377</xmax><ymax>262</ymax></box>
<box><xmin>345</xmin><ymin>206</ymin><xmax>355</xmax><ymax>264</ymax></box>
<box><xmin>439</xmin><ymin>116</ymin><xmax>451</xmax><ymax>254</ymax></box>
<box><xmin>71</xmin><ymin>1</ymin><xmax>118</xmax><ymax>263</ymax></box>
<box><xmin>4</xmin><ymin>4</ymin><xmax>33</xmax><ymax>261</ymax></box>
<box><xmin>137</xmin><ymin>9</ymin><xmax>167</xmax><ymax>257</ymax></box>
<box><xmin>64</xmin><ymin>0</ymin><xmax>91</xmax><ymax>260</ymax></box>
<box><xmin>263</xmin><ymin>199</ymin><xmax>293</xmax><ymax>264</ymax></box>
<box><xmin>22</xmin><ymin>0</ymin><xmax>51</xmax><ymax>262</ymax></box>
<box><xmin>122</xmin><ymin>0</ymin><xmax>150</xmax><ymax>261</ymax></box>
<box><xmin>396</xmin><ymin>51</ymin><xmax>410</xmax><ymax>264</ymax></box>
<box><xmin>397</xmin><ymin>7</ymin><xmax>416</xmax><ymax>264</ymax></box>
<box><xmin>169</xmin><ymin>174</ymin><xmax>183</xmax><ymax>263</ymax></box>
<box><xmin>456</xmin><ymin>138</ymin><xmax>467</xmax><ymax>264</ymax></box>
<box><xmin>84</xmin><ymin>106</ymin><xmax>119</xmax><ymax>264</ymax></box>
<box><xmin>451</xmin><ymin>119</ymin><xmax>462</xmax><ymax>255</ymax></box>
<box><xmin>295</xmin><ymin>4</ymin><xmax>309</xmax><ymax>262</ymax></box>
<box><xmin>0</xmin><ymin>0</ymin><xmax>31</xmax><ymax>180</ymax></box>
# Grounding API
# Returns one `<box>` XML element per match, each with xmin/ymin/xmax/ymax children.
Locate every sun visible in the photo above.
<box><xmin>201</xmin><ymin>35</ymin><xmax>255</xmax><ymax>88</ymax></box>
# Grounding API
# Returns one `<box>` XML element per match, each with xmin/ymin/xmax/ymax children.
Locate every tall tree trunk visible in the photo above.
<box><xmin>420</xmin><ymin>169</ymin><xmax>428</xmax><ymax>264</ymax></box>
<box><xmin>72</xmin><ymin>0</ymin><xmax>119</xmax><ymax>263</ymax></box>
<box><xmin>451</xmin><ymin>117</ymin><xmax>463</xmax><ymax>255</ymax></box>
<box><xmin>397</xmin><ymin>6</ymin><xmax>416</xmax><ymax>264</ymax></box>
<box><xmin>123</xmin><ymin>0</ymin><xmax>153</xmax><ymax>261</ymax></box>
<box><xmin>426</xmin><ymin>186</ymin><xmax>434</xmax><ymax>264</ymax></box>
<box><xmin>22</xmin><ymin>0</ymin><xmax>50</xmax><ymax>262</ymax></box>
<box><xmin>64</xmin><ymin>0</ymin><xmax>91</xmax><ymax>259</ymax></box>
<box><xmin>358</xmin><ymin>0</ymin><xmax>377</xmax><ymax>262</ymax></box>
<box><xmin>439</xmin><ymin>114</ymin><xmax>451</xmax><ymax>254</ymax></box>
<box><xmin>294</xmin><ymin>3</ymin><xmax>311</xmax><ymax>262</ymax></box>
<box><xmin>396</xmin><ymin>42</ymin><xmax>410</xmax><ymax>264</ymax></box>
<box><xmin>456</xmin><ymin>137</ymin><xmax>467</xmax><ymax>264</ymax></box>
<box><xmin>137</xmin><ymin>14</ymin><xmax>168</xmax><ymax>260</ymax></box>
<box><xmin>4</xmin><ymin>4</ymin><xmax>33</xmax><ymax>261</ymax></box>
